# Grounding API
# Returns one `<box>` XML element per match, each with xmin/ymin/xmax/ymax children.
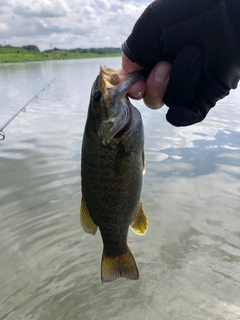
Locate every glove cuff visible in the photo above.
<box><xmin>121</xmin><ymin>41</ymin><xmax>138</xmax><ymax>63</ymax></box>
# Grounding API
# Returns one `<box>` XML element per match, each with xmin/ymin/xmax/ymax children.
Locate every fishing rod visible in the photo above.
<box><xmin>0</xmin><ymin>78</ymin><xmax>55</xmax><ymax>140</ymax></box>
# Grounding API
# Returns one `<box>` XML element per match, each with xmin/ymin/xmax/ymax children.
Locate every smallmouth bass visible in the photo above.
<box><xmin>81</xmin><ymin>66</ymin><xmax>147</xmax><ymax>284</ymax></box>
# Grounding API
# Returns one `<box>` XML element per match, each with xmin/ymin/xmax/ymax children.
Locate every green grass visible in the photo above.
<box><xmin>0</xmin><ymin>47</ymin><xmax>122</xmax><ymax>63</ymax></box>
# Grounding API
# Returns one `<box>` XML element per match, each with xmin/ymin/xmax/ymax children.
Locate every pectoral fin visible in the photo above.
<box><xmin>142</xmin><ymin>148</ymin><xmax>146</xmax><ymax>175</ymax></box>
<box><xmin>131</xmin><ymin>201</ymin><xmax>148</xmax><ymax>235</ymax></box>
<box><xmin>80</xmin><ymin>194</ymin><xmax>97</xmax><ymax>235</ymax></box>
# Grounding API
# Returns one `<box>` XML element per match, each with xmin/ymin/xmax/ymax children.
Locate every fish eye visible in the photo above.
<box><xmin>93</xmin><ymin>90</ymin><xmax>102</xmax><ymax>102</ymax></box>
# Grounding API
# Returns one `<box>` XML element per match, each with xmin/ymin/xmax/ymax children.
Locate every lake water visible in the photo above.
<box><xmin>0</xmin><ymin>57</ymin><xmax>240</xmax><ymax>320</ymax></box>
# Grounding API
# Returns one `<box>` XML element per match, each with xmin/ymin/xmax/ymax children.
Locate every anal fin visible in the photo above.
<box><xmin>80</xmin><ymin>194</ymin><xmax>97</xmax><ymax>235</ymax></box>
<box><xmin>101</xmin><ymin>247</ymin><xmax>139</xmax><ymax>284</ymax></box>
<box><xmin>131</xmin><ymin>201</ymin><xmax>148</xmax><ymax>235</ymax></box>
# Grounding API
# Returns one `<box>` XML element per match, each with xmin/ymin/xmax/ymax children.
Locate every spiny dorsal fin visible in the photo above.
<box><xmin>80</xmin><ymin>194</ymin><xmax>98</xmax><ymax>235</ymax></box>
<box><xmin>131</xmin><ymin>201</ymin><xmax>148</xmax><ymax>235</ymax></box>
<box><xmin>101</xmin><ymin>247</ymin><xmax>139</xmax><ymax>284</ymax></box>
<box><xmin>142</xmin><ymin>148</ymin><xmax>146</xmax><ymax>175</ymax></box>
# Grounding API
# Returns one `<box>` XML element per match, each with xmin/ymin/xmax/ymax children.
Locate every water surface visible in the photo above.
<box><xmin>0</xmin><ymin>58</ymin><xmax>240</xmax><ymax>320</ymax></box>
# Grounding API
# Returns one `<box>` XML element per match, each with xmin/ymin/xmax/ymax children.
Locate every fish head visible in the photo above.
<box><xmin>90</xmin><ymin>65</ymin><xmax>140</xmax><ymax>146</ymax></box>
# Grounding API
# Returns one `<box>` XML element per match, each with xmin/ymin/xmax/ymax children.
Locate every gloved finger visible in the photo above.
<box><xmin>164</xmin><ymin>45</ymin><xmax>203</xmax><ymax>107</ymax></box>
<box><xmin>166</xmin><ymin>76</ymin><xmax>227</xmax><ymax>126</ymax></box>
<box><xmin>143</xmin><ymin>62</ymin><xmax>172</xmax><ymax>109</ymax></box>
<box><xmin>164</xmin><ymin>45</ymin><xmax>210</xmax><ymax>127</ymax></box>
<box><xmin>166</xmin><ymin>104</ymin><xmax>204</xmax><ymax>126</ymax></box>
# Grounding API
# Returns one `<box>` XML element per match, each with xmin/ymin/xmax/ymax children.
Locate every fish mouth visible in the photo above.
<box><xmin>97</xmin><ymin>66</ymin><xmax>140</xmax><ymax>146</ymax></box>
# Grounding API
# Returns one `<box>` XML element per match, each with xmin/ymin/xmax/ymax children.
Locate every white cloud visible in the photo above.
<box><xmin>16</xmin><ymin>4</ymin><xmax>68</xmax><ymax>18</ymax></box>
<box><xmin>81</xmin><ymin>6</ymin><xmax>95</xmax><ymax>14</ymax></box>
<box><xmin>96</xmin><ymin>0</ymin><xmax>111</xmax><ymax>10</ymax></box>
<box><xmin>0</xmin><ymin>23</ymin><xmax>8</xmax><ymax>32</ymax></box>
<box><xmin>0</xmin><ymin>0</ymin><xmax>152</xmax><ymax>50</ymax></box>
<box><xmin>14</xmin><ymin>0</ymin><xmax>70</xmax><ymax>18</ymax></box>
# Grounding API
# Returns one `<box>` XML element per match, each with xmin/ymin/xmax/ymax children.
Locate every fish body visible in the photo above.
<box><xmin>81</xmin><ymin>66</ymin><xmax>147</xmax><ymax>284</ymax></box>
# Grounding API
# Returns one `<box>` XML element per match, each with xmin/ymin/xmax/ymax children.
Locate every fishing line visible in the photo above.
<box><xmin>0</xmin><ymin>78</ymin><xmax>55</xmax><ymax>140</ymax></box>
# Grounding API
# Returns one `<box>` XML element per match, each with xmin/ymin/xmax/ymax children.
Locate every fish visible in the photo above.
<box><xmin>80</xmin><ymin>65</ymin><xmax>148</xmax><ymax>284</ymax></box>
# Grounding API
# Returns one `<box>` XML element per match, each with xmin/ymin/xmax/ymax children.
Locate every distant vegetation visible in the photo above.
<box><xmin>0</xmin><ymin>45</ymin><xmax>122</xmax><ymax>63</ymax></box>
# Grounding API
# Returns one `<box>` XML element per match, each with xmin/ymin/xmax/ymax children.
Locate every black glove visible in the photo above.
<box><xmin>122</xmin><ymin>0</ymin><xmax>240</xmax><ymax>126</ymax></box>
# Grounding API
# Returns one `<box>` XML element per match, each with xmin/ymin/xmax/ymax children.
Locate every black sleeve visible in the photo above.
<box><xmin>122</xmin><ymin>0</ymin><xmax>240</xmax><ymax>126</ymax></box>
<box><xmin>226</xmin><ymin>0</ymin><xmax>240</xmax><ymax>41</ymax></box>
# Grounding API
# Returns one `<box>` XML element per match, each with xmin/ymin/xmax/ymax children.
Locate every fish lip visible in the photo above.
<box><xmin>100</xmin><ymin>65</ymin><xmax>141</xmax><ymax>101</ymax></box>
<box><xmin>110</xmin><ymin>72</ymin><xmax>140</xmax><ymax>101</ymax></box>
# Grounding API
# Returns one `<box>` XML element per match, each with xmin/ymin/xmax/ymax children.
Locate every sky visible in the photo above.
<box><xmin>0</xmin><ymin>0</ymin><xmax>152</xmax><ymax>51</ymax></box>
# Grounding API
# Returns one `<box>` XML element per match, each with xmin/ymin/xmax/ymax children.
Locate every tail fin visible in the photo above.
<box><xmin>101</xmin><ymin>247</ymin><xmax>139</xmax><ymax>284</ymax></box>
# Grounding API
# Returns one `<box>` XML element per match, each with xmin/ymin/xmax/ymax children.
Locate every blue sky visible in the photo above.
<box><xmin>0</xmin><ymin>0</ymin><xmax>152</xmax><ymax>51</ymax></box>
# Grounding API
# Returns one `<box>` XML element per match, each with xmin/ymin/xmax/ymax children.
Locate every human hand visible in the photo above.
<box><xmin>121</xmin><ymin>0</ymin><xmax>240</xmax><ymax>126</ymax></box>
<box><xmin>120</xmin><ymin>53</ymin><xmax>171</xmax><ymax>110</ymax></box>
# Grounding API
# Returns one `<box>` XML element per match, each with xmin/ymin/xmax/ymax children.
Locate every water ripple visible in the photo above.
<box><xmin>0</xmin><ymin>58</ymin><xmax>240</xmax><ymax>320</ymax></box>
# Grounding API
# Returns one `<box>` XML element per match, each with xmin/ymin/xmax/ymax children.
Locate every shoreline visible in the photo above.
<box><xmin>0</xmin><ymin>52</ymin><xmax>122</xmax><ymax>64</ymax></box>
